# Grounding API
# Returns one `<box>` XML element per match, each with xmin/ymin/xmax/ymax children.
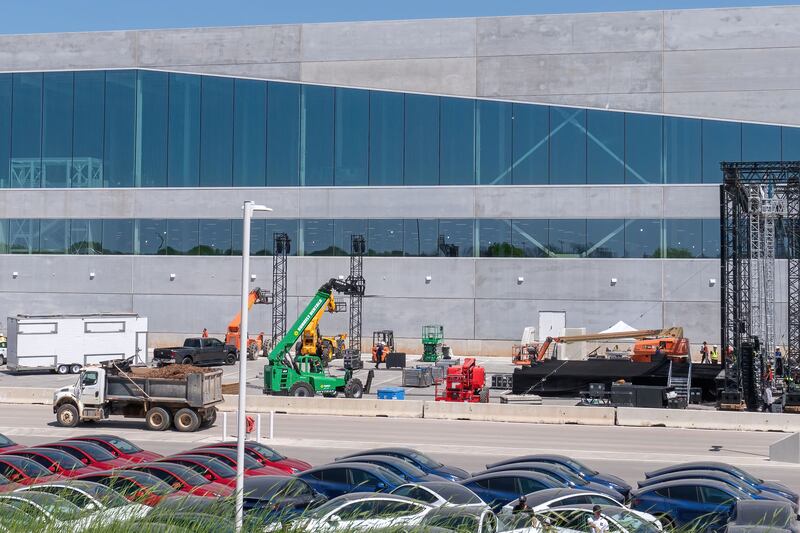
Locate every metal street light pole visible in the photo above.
<box><xmin>236</xmin><ymin>200</ymin><xmax>271</xmax><ymax>533</ymax></box>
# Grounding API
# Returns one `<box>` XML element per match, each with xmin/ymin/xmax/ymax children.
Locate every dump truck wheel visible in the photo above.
<box><xmin>145</xmin><ymin>407</ymin><xmax>171</xmax><ymax>431</ymax></box>
<box><xmin>344</xmin><ymin>378</ymin><xmax>364</xmax><ymax>399</ymax></box>
<box><xmin>70</xmin><ymin>364</ymin><xmax>81</xmax><ymax>374</ymax></box>
<box><xmin>479</xmin><ymin>388</ymin><xmax>490</xmax><ymax>403</ymax></box>
<box><xmin>174</xmin><ymin>408</ymin><xmax>201</xmax><ymax>432</ymax></box>
<box><xmin>225</xmin><ymin>353</ymin><xmax>237</xmax><ymax>365</ymax></box>
<box><xmin>57</xmin><ymin>365</ymin><xmax>69</xmax><ymax>375</ymax></box>
<box><xmin>200</xmin><ymin>407</ymin><xmax>217</xmax><ymax>428</ymax></box>
<box><xmin>56</xmin><ymin>404</ymin><xmax>79</xmax><ymax>428</ymax></box>
<box><xmin>289</xmin><ymin>381</ymin><xmax>315</xmax><ymax>397</ymax></box>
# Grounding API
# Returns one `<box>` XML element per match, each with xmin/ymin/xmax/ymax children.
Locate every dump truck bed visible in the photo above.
<box><xmin>105</xmin><ymin>368</ymin><xmax>223</xmax><ymax>408</ymax></box>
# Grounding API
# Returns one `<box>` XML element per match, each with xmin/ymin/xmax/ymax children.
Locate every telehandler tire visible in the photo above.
<box><xmin>56</xmin><ymin>404</ymin><xmax>79</xmax><ymax>428</ymax></box>
<box><xmin>344</xmin><ymin>378</ymin><xmax>364</xmax><ymax>399</ymax></box>
<box><xmin>174</xmin><ymin>408</ymin><xmax>201</xmax><ymax>432</ymax></box>
<box><xmin>289</xmin><ymin>381</ymin><xmax>315</xmax><ymax>397</ymax></box>
<box><xmin>145</xmin><ymin>407</ymin><xmax>171</xmax><ymax>431</ymax></box>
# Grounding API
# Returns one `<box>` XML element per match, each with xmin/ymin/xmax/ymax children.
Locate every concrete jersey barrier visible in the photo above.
<box><xmin>616</xmin><ymin>407</ymin><xmax>800</xmax><ymax>433</ymax></box>
<box><xmin>0</xmin><ymin>387</ymin><xmax>54</xmax><ymax>405</ymax></box>
<box><xmin>220</xmin><ymin>394</ymin><xmax>425</xmax><ymax>419</ymax></box>
<box><xmin>423</xmin><ymin>401</ymin><xmax>616</xmax><ymax>426</ymax></box>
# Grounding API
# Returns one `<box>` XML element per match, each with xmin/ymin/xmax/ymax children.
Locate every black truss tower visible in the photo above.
<box><xmin>347</xmin><ymin>234</ymin><xmax>366</xmax><ymax>356</ymax></box>
<box><xmin>720</xmin><ymin>161</ymin><xmax>800</xmax><ymax>399</ymax></box>
<box><xmin>271</xmin><ymin>232</ymin><xmax>289</xmax><ymax>347</ymax></box>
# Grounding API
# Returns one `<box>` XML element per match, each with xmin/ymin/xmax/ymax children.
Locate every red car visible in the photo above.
<box><xmin>188</xmin><ymin>447</ymin><xmax>288</xmax><ymax>476</ymax></box>
<box><xmin>127</xmin><ymin>463</ymin><xmax>232</xmax><ymax>497</ymax></box>
<box><xmin>77</xmin><ymin>470</ymin><xmax>180</xmax><ymax>506</ymax></box>
<box><xmin>197</xmin><ymin>441</ymin><xmax>311</xmax><ymax>473</ymax></box>
<box><xmin>0</xmin><ymin>434</ymin><xmax>23</xmax><ymax>453</ymax></box>
<box><xmin>5</xmin><ymin>448</ymin><xmax>102</xmax><ymax>478</ymax></box>
<box><xmin>158</xmin><ymin>455</ymin><xmax>240</xmax><ymax>487</ymax></box>
<box><xmin>39</xmin><ymin>441</ymin><xmax>131</xmax><ymax>470</ymax></box>
<box><xmin>0</xmin><ymin>455</ymin><xmax>61</xmax><ymax>485</ymax></box>
<box><xmin>63</xmin><ymin>435</ymin><xmax>162</xmax><ymax>463</ymax></box>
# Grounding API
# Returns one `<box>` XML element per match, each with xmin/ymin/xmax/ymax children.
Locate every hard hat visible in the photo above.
<box><xmin>713</xmin><ymin>345</ymin><xmax>717</xmax><ymax>349</ymax></box>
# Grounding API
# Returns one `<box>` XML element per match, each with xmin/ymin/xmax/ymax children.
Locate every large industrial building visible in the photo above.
<box><xmin>0</xmin><ymin>6</ymin><xmax>798</xmax><ymax>353</ymax></box>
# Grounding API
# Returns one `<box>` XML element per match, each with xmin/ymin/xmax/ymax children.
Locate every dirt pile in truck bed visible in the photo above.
<box><xmin>127</xmin><ymin>365</ymin><xmax>216</xmax><ymax>379</ymax></box>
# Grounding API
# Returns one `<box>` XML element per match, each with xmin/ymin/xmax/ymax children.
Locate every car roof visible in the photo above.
<box><xmin>463</xmin><ymin>470</ymin><xmax>557</xmax><ymax>483</ymax></box>
<box><xmin>338</xmin><ymin>448</ymin><xmax>419</xmax><ymax>459</ymax></box>
<box><xmin>165</xmin><ymin>455</ymin><xmax>226</xmax><ymax>466</ymax></box>
<box><xmin>0</xmin><ymin>455</ymin><xmax>39</xmax><ymax>467</ymax></box>
<box><xmin>243</xmin><ymin>475</ymin><xmax>299</xmax><ymax>490</ymax></box>
<box><xmin>137</xmin><ymin>462</ymin><xmax>197</xmax><ymax>477</ymax></box>
<box><xmin>325</xmin><ymin>492</ymin><xmax>419</xmax><ymax>504</ymax></box>
<box><xmin>486</xmin><ymin>462</ymin><xmax>572</xmax><ymax>473</ymax></box>
<box><xmin>641</xmin><ymin>470</ymin><xmax>746</xmax><ymax>486</ymax></box>
<box><xmin>19</xmin><ymin>480</ymin><xmax>109</xmax><ymax>496</ymax></box>
<box><xmin>423</xmin><ymin>505</ymin><xmax>488</xmax><ymax>518</ymax></box>
<box><xmin>645</xmin><ymin>462</ymin><xmax>735</xmax><ymax>478</ymax></box>
<box><xmin>0</xmin><ymin>491</ymin><xmax>74</xmax><ymax>507</ymax></box>
<box><xmin>81</xmin><ymin>469</ymin><xmax>158</xmax><ymax>482</ymax></box>
<box><xmin>301</xmin><ymin>462</ymin><xmax>395</xmax><ymax>475</ymax></box>
<box><xmin>632</xmin><ymin>478</ymin><xmax>745</xmax><ymax>495</ymax></box>
<box><xmin>336</xmin><ymin>455</ymin><xmax>415</xmax><ymax>467</ymax></box>
<box><xmin>44</xmin><ymin>441</ymin><xmax>106</xmax><ymax>453</ymax></box>
<box><xmin>487</xmin><ymin>455</ymin><xmax>572</xmax><ymax>468</ymax></box>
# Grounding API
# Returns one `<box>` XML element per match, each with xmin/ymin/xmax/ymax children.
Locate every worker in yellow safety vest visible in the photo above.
<box><xmin>710</xmin><ymin>345</ymin><xmax>719</xmax><ymax>364</ymax></box>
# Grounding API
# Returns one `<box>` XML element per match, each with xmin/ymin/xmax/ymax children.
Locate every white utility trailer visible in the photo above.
<box><xmin>7</xmin><ymin>314</ymin><xmax>148</xmax><ymax>374</ymax></box>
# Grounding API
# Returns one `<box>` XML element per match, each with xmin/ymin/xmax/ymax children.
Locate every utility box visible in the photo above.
<box><xmin>7</xmin><ymin>314</ymin><xmax>148</xmax><ymax>374</ymax></box>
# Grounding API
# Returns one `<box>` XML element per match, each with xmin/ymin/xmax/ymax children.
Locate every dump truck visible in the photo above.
<box><xmin>53</xmin><ymin>361</ymin><xmax>223</xmax><ymax>432</ymax></box>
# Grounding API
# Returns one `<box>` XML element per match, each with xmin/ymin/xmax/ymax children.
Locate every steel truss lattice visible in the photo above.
<box><xmin>271</xmin><ymin>233</ymin><xmax>289</xmax><ymax>347</ymax></box>
<box><xmin>347</xmin><ymin>235</ymin><xmax>366</xmax><ymax>356</ymax></box>
<box><xmin>721</xmin><ymin>161</ymin><xmax>800</xmax><ymax>407</ymax></box>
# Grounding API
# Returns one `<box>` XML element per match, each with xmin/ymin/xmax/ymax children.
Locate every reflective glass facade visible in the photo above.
<box><xmin>0</xmin><ymin>70</ymin><xmax>797</xmax><ymax>188</ymax></box>
<box><xmin>0</xmin><ymin>218</ymin><xmax>723</xmax><ymax>258</ymax></box>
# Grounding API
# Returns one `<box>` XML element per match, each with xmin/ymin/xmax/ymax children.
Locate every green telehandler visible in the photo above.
<box><xmin>263</xmin><ymin>278</ymin><xmax>365</xmax><ymax>398</ymax></box>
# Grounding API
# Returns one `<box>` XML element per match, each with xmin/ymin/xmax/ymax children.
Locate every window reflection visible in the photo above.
<box><xmin>9</xmin><ymin>219</ymin><xmax>38</xmax><ymax>254</ymax></box>
<box><xmin>102</xmin><ymin>219</ymin><xmax>134</xmax><ymax>255</ymax></box>
<box><xmin>198</xmin><ymin>219</ymin><xmax>232</xmax><ymax>255</ymax></box>
<box><xmin>167</xmin><ymin>219</ymin><xmax>199</xmax><ymax>255</ymax></box>
<box><xmin>479</xmin><ymin>219</ymin><xmax>514</xmax><ymax>257</ymax></box>
<box><xmin>511</xmin><ymin>220</ymin><xmax>548</xmax><ymax>258</ymax></box>
<box><xmin>303</xmin><ymin>219</ymin><xmax>334</xmax><ymax>256</ymax></box>
<box><xmin>549</xmin><ymin>220</ymin><xmax>587</xmax><ymax>256</ymax></box>
<box><xmin>39</xmin><ymin>219</ymin><xmax>69</xmax><ymax>254</ymax></box>
<box><xmin>368</xmin><ymin>219</ymin><xmax>403</xmax><ymax>256</ymax></box>
<box><xmin>666</xmin><ymin>219</ymin><xmax>701</xmax><ymax>258</ymax></box>
<box><xmin>512</xmin><ymin>104</ymin><xmax>549</xmax><ymax>185</ymax></box>
<box><xmin>550</xmin><ymin>107</ymin><xmax>586</xmax><ymax>184</ymax></box>
<box><xmin>587</xmin><ymin>110</ymin><xmax>624</xmax><ymax>184</ymax></box>
<box><xmin>333</xmin><ymin>219</ymin><xmax>367</xmax><ymax>256</ymax></box>
<box><xmin>438</xmin><ymin>219</ymin><xmax>474</xmax><ymax>257</ymax></box>
<box><xmin>136</xmin><ymin>219</ymin><xmax>167</xmax><ymax>255</ymax></box>
<box><xmin>625</xmin><ymin>219</ymin><xmax>662</xmax><ymax>258</ymax></box>
<box><xmin>404</xmin><ymin>219</ymin><xmax>438</xmax><ymax>256</ymax></box>
<box><xmin>625</xmin><ymin>114</ymin><xmax>662</xmax><ymax>184</ymax></box>
<box><xmin>70</xmin><ymin>220</ymin><xmax>102</xmax><ymax>255</ymax></box>
<box><xmin>587</xmin><ymin>219</ymin><xmax>625</xmax><ymax>258</ymax></box>
<box><xmin>702</xmin><ymin>120</ymin><xmax>740</xmax><ymax>184</ymax></box>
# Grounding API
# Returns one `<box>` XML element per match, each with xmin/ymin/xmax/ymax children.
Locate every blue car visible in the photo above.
<box><xmin>333</xmin><ymin>454</ymin><xmax>445</xmax><ymax>483</ymax></box>
<box><xmin>459</xmin><ymin>470</ymin><xmax>565</xmax><ymax>511</ymax></box>
<box><xmin>295</xmin><ymin>462</ymin><xmax>406</xmax><ymax>499</ymax></box>
<box><xmin>639</xmin><ymin>469</ymin><xmax>798</xmax><ymax>511</ymax></box>
<box><xmin>485</xmin><ymin>454</ymin><xmax>631</xmax><ymax>497</ymax></box>
<box><xmin>336</xmin><ymin>447</ymin><xmax>469</xmax><ymax>481</ymax></box>
<box><xmin>644</xmin><ymin>461</ymin><xmax>798</xmax><ymax>504</ymax></box>
<box><xmin>479</xmin><ymin>462</ymin><xmax>624</xmax><ymax>501</ymax></box>
<box><xmin>630</xmin><ymin>478</ymin><xmax>751</xmax><ymax>531</ymax></box>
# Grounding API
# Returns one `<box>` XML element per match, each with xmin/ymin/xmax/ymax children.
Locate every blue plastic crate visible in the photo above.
<box><xmin>377</xmin><ymin>387</ymin><xmax>406</xmax><ymax>400</ymax></box>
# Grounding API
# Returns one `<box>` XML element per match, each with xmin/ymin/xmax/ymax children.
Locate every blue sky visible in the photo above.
<box><xmin>0</xmin><ymin>0</ymin><xmax>795</xmax><ymax>34</ymax></box>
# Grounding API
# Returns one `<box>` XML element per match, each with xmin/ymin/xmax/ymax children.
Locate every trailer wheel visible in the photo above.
<box><xmin>289</xmin><ymin>381</ymin><xmax>315</xmax><ymax>397</ymax></box>
<box><xmin>70</xmin><ymin>364</ymin><xmax>81</xmax><ymax>374</ymax></box>
<box><xmin>145</xmin><ymin>407</ymin><xmax>171</xmax><ymax>431</ymax></box>
<box><xmin>479</xmin><ymin>388</ymin><xmax>490</xmax><ymax>404</ymax></box>
<box><xmin>200</xmin><ymin>407</ymin><xmax>217</xmax><ymax>428</ymax></box>
<box><xmin>56</xmin><ymin>365</ymin><xmax>69</xmax><ymax>375</ymax></box>
<box><xmin>174</xmin><ymin>408</ymin><xmax>201</xmax><ymax>432</ymax></box>
<box><xmin>344</xmin><ymin>378</ymin><xmax>364</xmax><ymax>399</ymax></box>
<box><xmin>225</xmin><ymin>352</ymin><xmax>237</xmax><ymax>365</ymax></box>
<box><xmin>56</xmin><ymin>404</ymin><xmax>79</xmax><ymax>428</ymax></box>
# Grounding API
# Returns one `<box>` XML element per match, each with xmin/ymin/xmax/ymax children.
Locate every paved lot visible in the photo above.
<box><xmin>0</xmin><ymin>404</ymin><xmax>797</xmax><ymax>489</ymax></box>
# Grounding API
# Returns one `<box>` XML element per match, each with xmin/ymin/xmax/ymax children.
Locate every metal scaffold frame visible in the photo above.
<box><xmin>720</xmin><ymin>161</ymin><xmax>800</xmax><ymax>407</ymax></box>
<box><xmin>271</xmin><ymin>233</ymin><xmax>289</xmax><ymax>348</ymax></box>
<box><xmin>347</xmin><ymin>234</ymin><xmax>366</xmax><ymax>357</ymax></box>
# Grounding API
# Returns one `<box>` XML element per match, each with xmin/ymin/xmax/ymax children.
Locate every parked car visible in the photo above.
<box><xmin>336</xmin><ymin>448</ymin><xmax>469</xmax><ymax>481</ymax></box>
<box><xmin>0</xmin><ymin>455</ymin><xmax>61</xmax><ymax>485</ymax></box>
<box><xmin>154</xmin><ymin>337</ymin><xmax>238</xmax><ymax>366</ymax></box>
<box><xmin>158</xmin><ymin>455</ymin><xmax>239</xmax><ymax>487</ymax></box>
<box><xmin>6</xmin><ymin>447</ymin><xmax>102</xmax><ymax>478</ymax></box>
<box><xmin>127</xmin><ymin>463</ymin><xmax>232</xmax><ymax>497</ymax></box>
<box><xmin>644</xmin><ymin>462</ymin><xmax>798</xmax><ymax>504</ymax></box>
<box><xmin>63</xmin><ymin>435</ymin><xmax>163</xmax><ymax>463</ymax></box>
<box><xmin>243</xmin><ymin>475</ymin><xmax>328</xmax><ymax>521</ymax></box>
<box><xmin>640</xmin><ymin>469</ymin><xmax>798</xmax><ymax>511</ymax></box>
<box><xmin>77</xmin><ymin>470</ymin><xmax>180</xmax><ymax>506</ymax></box>
<box><xmin>296</xmin><ymin>462</ymin><xmax>407</xmax><ymax>499</ymax></box>
<box><xmin>416</xmin><ymin>505</ymin><xmax>498</xmax><ymax>533</ymax></box>
<box><xmin>486</xmin><ymin>455</ymin><xmax>631</xmax><ymax>498</ymax></box>
<box><xmin>0</xmin><ymin>434</ymin><xmax>22</xmax><ymax>453</ymax></box>
<box><xmin>460</xmin><ymin>471</ymin><xmax>568</xmax><ymax>511</ymax></box>
<box><xmin>630</xmin><ymin>478</ymin><xmax>751</xmax><ymax>531</ymax></box>
<box><xmin>479</xmin><ymin>462</ymin><xmax>624</xmax><ymax>501</ymax></box>
<box><xmin>0</xmin><ymin>492</ymin><xmax>83</xmax><ymax>528</ymax></box>
<box><xmin>288</xmin><ymin>492</ymin><xmax>433</xmax><ymax>531</ymax></box>
<box><xmin>39</xmin><ymin>441</ymin><xmax>131</xmax><ymax>470</ymax></box>
<box><xmin>335</xmin><ymin>454</ymin><xmax>445</xmax><ymax>482</ymax></box>
<box><xmin>725</xmin><ymin>499</ymin><xmax>800</xmax><ymax>532</ymax></box>
<box><xmin>391</xmin><ymin>481</ymin><xmax>488</xmax><ymax>510</ymax></box>
<box><xmin>536</xmin><ymin>504</ymin><xmax>661</xmax><ymax>532</ymax></box>
<box><xmin>195</xmin><ymin>441</ymin><xmax>311</xmax><ymax>473</ymax></box>
<box><xmin>187</xmin><ymin>447</ymin><xmax>288</xmax><ymax>476</ymax></box>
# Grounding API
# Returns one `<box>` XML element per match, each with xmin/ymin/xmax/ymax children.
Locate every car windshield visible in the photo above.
<box><xmin>176</xmin><ymin>458</ymin><xmax>236</xmax><ymax>479</ymax></box>
<box><xmin>560</xmin><ymin>458</ymin><xmax>598</xmax><ymax>476</ymax></box>
<box><xmin>156</xmin><ymin>466</ymin><xmax>208</xmax><ymax>486</ymax></box>
<box><xmin>426</xmin><ymin>483</ymin><xmax>483</xmax><ymax>505</ymax></box>
<box><xmin>114</xmin><ymin>473</ymin><xmax>176</xmax><ymax>496</ymax></box>
<box><xmin>201</xmin><ymin>449</ymin><xmax>263</xmax><ymax>470</ymax></box>
<box><xmin>105</xmin><ymin>437</ymin><xmax>143</xmax><ymax>454</ymax></box>
<box><xmin>724</xmin><ymin>466</ymin><xmax>762</xmax><ymax>484</ymax></box>
<box><xmin>2</xmin><ymin>494</ymin><xmax>84</xmax><ymax>520</ymax></box>
<box><xmin>3</xmin><ymin>457</ymin><xmax>51</xmax><ymax>478</ymax></box>
<box><xmin>248</xmin><ymin>443</ymin><xmax>285</xmax><ymax>462</ymax></box>
<box><xmin>62</xmin><ymin>443</ymin><xmax>116</xmax><ymax>462</ymax></box>
<box><xmin>409</xmin><ymin>452</ymin><xmax>443</xmax><ymax>469</ymax></box>
<box><xmin>607</xmin><ymin>509</ymin><xmax>660</xmax><ymax>532</ymax></box>
<box><xmin>0</xmin><ymin>434</ymin><xmax>14</xmax><ymax>447</ymax></box>
<box><xmin>29</xmin><ymin>450</ymin><xmax>84</xmax><ymax>471</ymax></box>
<box><xmin>374</xmin><ymin>467</ymin><xmax>407</xmax><ymax>486</ymax></box>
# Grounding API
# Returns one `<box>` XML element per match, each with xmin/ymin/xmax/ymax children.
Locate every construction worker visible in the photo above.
<box><xmin>700</xmin><ymin>341</ymin><xmax>710</xmax><ymax>364</ymax></box>
<box><xmin>374</xmin><ymin>342</ymin><xmax>384</xmax><ymax>369</ymax></box>
<box><xmin>511</xmin><ymin>495</ymin><xmax>529</xmax><ymax>513</ymax></box>
<box><xmin>588</xmin><ymin>505</ymin><xmax>609</xmax><ymax>532</ymax></box>
<box><xmin>776</xmin><ymin>346</ymin><xmax>784</xmax><ymax>375</ymax></box>
<box><xmin>710</xmin><ymin>345</ymin><xmax>719</xmax><ymax>365</ymax></box>
<box><xmin>201</xmin><ymin>328</ymin><xmax>208</xmax><ymax>338</ymax></box>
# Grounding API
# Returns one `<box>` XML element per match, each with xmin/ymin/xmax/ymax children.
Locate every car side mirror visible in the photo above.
<box><xmin>376</xmin><ymin>481</ymin><xmax>387</xmax><ymax>490</ymax></box>
<box><xmin>328</xmin><ymin>514</ymin><xmax>341</xmax><ymax>523</ymax></box>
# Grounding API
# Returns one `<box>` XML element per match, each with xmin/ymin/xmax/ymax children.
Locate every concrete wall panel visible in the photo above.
<box><xmin>477</xmin><ymin>11</ymin><xmax>662</xmax><ymax>56</ymax></box>
<box><xmin>504</xmin><ymin>93</ymin><xmax>663</xmax><ymax>114</ymax></box>
<box><xmin>301</xmin><ymin>58</ymin><xmax>477</xmax><ymax>97</ymax></box>
<box><xmin>300</xmin><ymin>19</ymin><xmax>476</xmax><ymax>61</ymax></box>
<box><xmin>662</xmin><ymin>260</ymin><xmax>719</xmax><ymax>302</ymax></box>
<box><xmin>663</xmin><ymin>90</ymin><xmax>800</xmax><ymax>125</ymax></box>
<box><xmin>477</xmin><ymin>52</ymin><xmax>662</xmax><ymax>97</ymax></box>
<box><xmin>0</xmin><ymin>31</ymin><xmax>137</xmax><ymax>71</ymax></box>
<box><xmin>137</xmin><ymin>25</ymin><xmax>302</xmax><ymax>66</ymax></box>
<box><xmin>173</xmin><ymin>62</ymin><xmax>301</xmax><ymax>81</ymax></box>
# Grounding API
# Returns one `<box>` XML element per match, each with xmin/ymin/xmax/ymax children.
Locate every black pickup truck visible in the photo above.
<box><xmin>153</xmin><ymin>337</ymin><xmax>238</xmax><ymax>367</ymax></box>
